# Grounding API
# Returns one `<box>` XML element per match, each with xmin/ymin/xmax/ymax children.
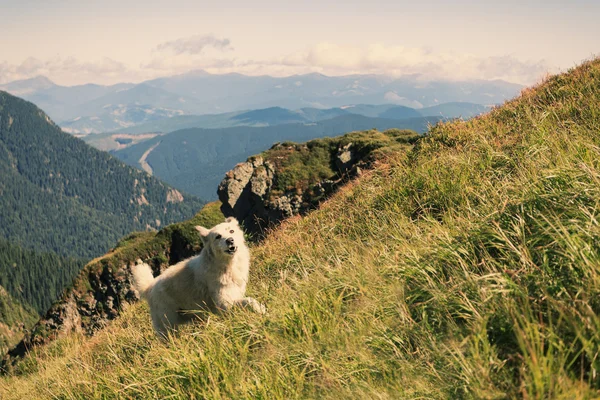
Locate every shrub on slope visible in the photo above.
<box><xmin>2</xmin><ymin>59</ymin><xmax>600</xmax><ymax>398</ymax></box>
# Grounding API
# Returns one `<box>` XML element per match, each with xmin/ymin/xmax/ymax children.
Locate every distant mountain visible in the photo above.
<box><xmin>0</xmin><ymin>73</ymin><xmax>520</xmax><ymax>134</ymax></box>
<box><xmin>143</xmin><ymin>70</ymin><xmax>521</xmax><ymax>111</ymax></box>
<box><xmin>108</xmin><ymin>111</ymin><xmax>244</xmax><ymax>135</ymax></box>
<box><xmin>108</xmin><ymin>104</ymin><xmax>417</xmax><ymax>136</ymax></box>
<box><xmin>0</xmin><ymin>90</ymin><xmax>204</xmax><ymax>260</ymax></box>
<box><xmin>339</xmin><ymin>104</ymin><xmax>408</xmax><ymax>118</ymax></box>
<box><xmin>0</xmin><ymin>76</ymin><xmax>55</xmax><ymax>96</ymax></box>
<box><xmin>111</xmin><ymin>114</ymin><xmax>440</xmax><ymax>200</ymax></box>
<box><xmin>83</xmin><ymin>102</ymin><xmax>486</xmax><ymax>152</ymax></box>
<box><xmin>419</xmin><ymin>102</ymin><xmax>489</xmax><ymax>118</ymax></box>
<box><xmin>295</xmin><ymin>107</ymin><xmax>349</xmax><ymax>121</ymax></box>
<box><xmin>379</xmin><ymin>105</ymin><xmax>422</xmax><ymax>119</ymax></box>
<box><xmin>231</xmin><ymin>107</ymin><xmax>307</xmax><ymax>125</ymax></box>
<box><xmin>61</xmin><ymin>104</ymin><xmax>185</xmax><ymax>135</ymax></box>
<box><xmin>71</xmin><ymin>84</ymin><xmax>206</xmax><ymax>119</ymax></box>
<box><xmin>0</xmin><ymin>78</ymin><xmax>135</xmax><ymax>122</ymax></box>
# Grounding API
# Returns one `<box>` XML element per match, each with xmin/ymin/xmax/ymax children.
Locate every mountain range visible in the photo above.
<box><xmin>78</xmin><ymin>103</ymin><xmax>487</xmax><ymax>152</ymax></box>
<box><xmin>0</xmin><ymin>72</ymin><xmax>520</xmax><ymax>134</ymax></box>
<box><xmin>110</xmin><ymin>114</ymin><xmax>440</xmax><ymax>200</ymax></box>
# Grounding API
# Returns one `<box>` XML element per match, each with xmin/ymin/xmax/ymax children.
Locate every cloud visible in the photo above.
<box><xmin>0</xmin><ymin>56</ymin><xmax>131</xmax><ymax>85</ymax></box>
<box><xmin>272</xmin><ymin>43</ymin><xmax>552</xmax><ymax>84</ymax></box>
<box><xmin>142</xmin><ymin>43</ymin><xmax>550</xmax><ymax>85</ymax></box>
<box><xmin>0</xmin><ymin>42</ymin><xmax>553</xmax><ymax>86</ymax></box>
<box><xmin>156</xmin><ymin>34</ymin><xmax>232</xmax><ymax>55</ymax></box>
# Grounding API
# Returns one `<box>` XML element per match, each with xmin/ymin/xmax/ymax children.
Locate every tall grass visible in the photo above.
<box><xmin>1</xmin><ymin>59</ymin><xmax>600</xmax><ymax>399</ymax></box>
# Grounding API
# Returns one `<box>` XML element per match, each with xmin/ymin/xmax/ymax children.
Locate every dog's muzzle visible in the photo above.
<box><xmin>226</xmin><ymin>246</ymin><xmax>237</xmax><ymax>254</ymax></box>
<box><xmin>225</xmin><ymin>238</ymin><xmax>237</xmax><ymax>254</ymax></box>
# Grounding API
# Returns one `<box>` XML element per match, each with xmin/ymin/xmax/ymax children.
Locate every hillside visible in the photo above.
<box><xmin>111</xmin><ymin>114</ymin><xmax>439</xmax><ymax>200</ymax></box>
<box><xmin>0</xmin><ymin>238</ymin><xmax>84</xmax><ymax>358</ymax></box>
<box><xmin>1</xmin><ymin>59</ymin><xmax>600</xmax><ymax>398</ymax></box>
<box><xmin>0</xmin><ymin>238</ymin><xmax>85</xmax><ymax>316</ymax></box>
<box><xmin>218</xmin><ymin>128</ymin><xmax>420</xmax><ymax>236</ymax></box>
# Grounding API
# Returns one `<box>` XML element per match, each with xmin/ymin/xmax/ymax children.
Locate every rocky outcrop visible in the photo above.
<box><xmin>218</xmin><ymin>142</ymin><xmax>365</xmax><ymax>237</ymax></box>
<box><xmin>166</xmin><ymin>188</ymin><xmax>184</xmax><ymax>203</ymax></box>
<box><xmin>335</xmin><ymin>142</ymin><xmax>357</xmax><ymax>173</ymax></box>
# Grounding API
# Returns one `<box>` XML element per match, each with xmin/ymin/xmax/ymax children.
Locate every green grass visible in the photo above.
<box><xmin>2</xmin><ymin>59</ymin><xmax>600</xmax><ymax>399</ymax></box>
<box><xmin>261</xmin><ymin>128</ymin><xmax>419</xmax><ymax>195</ymax></box>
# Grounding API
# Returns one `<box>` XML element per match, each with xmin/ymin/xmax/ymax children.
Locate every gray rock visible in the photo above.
<box><xmin>335</xmin><ymin>142</ymin><xmax>355</xmax><ymax>173</ymax></box>
<box><xmin>217</xmin><ymin>144</ymin><xmax>367</xmax><ymax>238</ymax></box>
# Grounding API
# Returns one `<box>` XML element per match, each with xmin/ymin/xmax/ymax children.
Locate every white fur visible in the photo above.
<box><xmin>132</xmin><ymin>217</ymin><xmax>265</xmax><ymax>337</ymax></box>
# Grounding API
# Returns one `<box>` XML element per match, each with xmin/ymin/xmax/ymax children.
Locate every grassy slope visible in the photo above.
<box><xmin>2</xmin><ymin>60</ymin><xmax>600</xmax><ymax>398</ymax></box>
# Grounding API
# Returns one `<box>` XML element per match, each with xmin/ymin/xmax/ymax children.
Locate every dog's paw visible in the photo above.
<box><xmin>239</xmin><ymin>297</ymin><xmax>266</xmax><ymax>314</ymax></box>
<box><xmin>255</xmin><ymin>301</ymin><xmax>267</xmax><ymax>315</ymax></box>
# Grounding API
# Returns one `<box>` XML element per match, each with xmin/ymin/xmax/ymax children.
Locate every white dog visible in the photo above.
<box><xmin>132</xmin><ymin>217</ymin><xmax>265</xmax><ymax>337</ymax></box>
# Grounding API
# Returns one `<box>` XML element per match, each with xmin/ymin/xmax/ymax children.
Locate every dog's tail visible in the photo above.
<box><xmin>131</xmin><ymin>262</ymin><xmax>155</xmax><ymax>300</ymax></box>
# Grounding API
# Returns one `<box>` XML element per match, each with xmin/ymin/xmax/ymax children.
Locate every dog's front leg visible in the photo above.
<box><xmin>234</xmin><ymin>297</ymin><xmax>266</xmax><ymax>314</ymax></box>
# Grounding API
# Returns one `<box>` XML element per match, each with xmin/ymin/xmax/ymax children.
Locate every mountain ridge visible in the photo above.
<box><xmin>72</xmin><ymin>102</ymin><xmax>489</xmax><ymax>138</ymax></box>
<box><xmin>0</xmin><ymin>72</ymin><xmax>520</xmax><ymax>130</ymax></box>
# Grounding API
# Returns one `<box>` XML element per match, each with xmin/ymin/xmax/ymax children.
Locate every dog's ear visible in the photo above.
<box><xmin>195</xmin><ymin>226</ymin><xmax>210</xmax><ymax>241</ymax></box>
<box><xmin>225</xmin><ymin>217</ymin><xmax>239</xmax><ymax>225</ymax></box>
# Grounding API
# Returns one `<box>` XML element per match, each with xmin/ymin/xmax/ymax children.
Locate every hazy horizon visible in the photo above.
<box><xmin>1</xmin><ymin>0</ymin><xmax>598</xmax><ymax>86</ymax></box>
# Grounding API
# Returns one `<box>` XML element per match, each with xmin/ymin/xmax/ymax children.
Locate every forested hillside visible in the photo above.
<box><xmin>0</xmin><ymin>90</ymin><xmax>204</xmax><ymax>260</ymax></box>
<box><xmin>0</xmin><ymin>237</ymin><xmax>84</xmax><ymax>360</ymax></box>
<box><xmin>0</xmin><ymin>239</ymin><xmax>84</xmax><ymax>315</ymax></box>
<box><xmin>0</xmin><ymin>286</ymin><xmax>37</xmax><ymax>356</ymax></box>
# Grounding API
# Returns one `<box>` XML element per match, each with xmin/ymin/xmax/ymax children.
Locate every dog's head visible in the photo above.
<box><xmin>195</xmin><ymin>217</ymin><xmax>245</xmax><ymax>257</ymax></box>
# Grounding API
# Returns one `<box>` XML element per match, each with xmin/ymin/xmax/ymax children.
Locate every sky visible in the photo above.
<box><xmin>1</xmin><ymin>0</ymin><xmax>598</xmax><ymax>86</ymax></box>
